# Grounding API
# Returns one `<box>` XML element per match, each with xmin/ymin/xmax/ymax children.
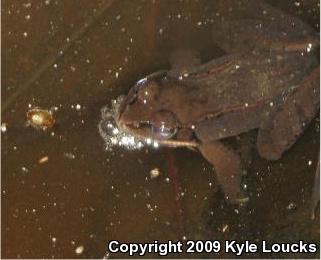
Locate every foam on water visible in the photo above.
<box><xmin>98</xmin><ymin>96</ymin><xmax>159</xmax><ymax>151</ymax></box>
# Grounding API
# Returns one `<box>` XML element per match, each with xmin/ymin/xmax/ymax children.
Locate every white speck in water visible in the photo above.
<box><xmin>1</xmin><ymin>123</ymin><xmax>8</xmax><ymax>133</ymax></box>
<box><xmin>222</xmin><ymin>224</ymin><xmax>229</xmax><ymax>233</ymax></box>
<box><xmin>244</xmin><ymin>103</ymin><xmax>249</xmax><ymax>107</ymax></box>
<box><xmin>39</xmin><ymin>156</ymin><xmax>49</xmax><ymax>164</ymax></box>
<box><xmin>75</xmin><ymin>245</ymin><xmax>84</xmax><ymax>255</ymax></box>
<box><xmin>197</xmin><ymin>21</ymin><xmax>202</xmax><ymax>26</ymax></box>
<box><xmin>23</xmin><ymin>3</ymin><xmax>32</xmax><ymax>8</ymax></box>
<box><xmin>64</xmin><ymin>152</ymin><xmax>76</xmax><ymax>160</ymax></box>
<box><xmin>269</xmin><ymin>101</ymin><xmax>274</xmax><ymax>107</ymax></box>
<box><xmin>308</xmin><ymin>160</ymin><xmax>312</xmax><ymax>166</ymax></box>
<box><xmin>53</xmin><ymin>63</ymin><xmax>58</xmax><ymax>69</ymax></box>
<box><xmin>306</xmin><ymin>43</ymin><xmax>313</xmax><ymax>53</ymax></box>
<box><xmin>165</xmin><ymin>177</ymin><xmax>170</xmax><ymax>183</ymax></box>
<box><xmin>286</xmin><ymin>202</ymin><xmax>297</xmax><ymax>210</ymax></box>
<box><xmin>150</xmin><ymin>168</ymin><xmax>160</xmax><ymax>179</ymax></box>
<box><xmin>52</xmin><ymin>237</ymin><xmax>57</xmax><ymax>243</ymax></box>
<box><xmin>159</xmin><ymin>28</ymin><xmax>163</xmax><ymax>35</ymax></box>
<box><xmin>22</xmin><ymin>166</ymin><xmax>29</xmax><ymax>173</ymax></box>
<box><xmin>235</xmin><ymin>64</ymin><xmax>240</xmax><ymax>69</ymax></box>
<box><xmin>153</xmin><ymin>141</ymin><xmax>159</xmax><ymax>148</ymax></box>
<box><xmin>75</xmin><ymin>104</ymin><xmax>81</xmax><ymax>110</ymax></box>
<box><xmin>25</xmin><ymin>14</ymin><xmax>31</xmax><ymax>20</ymax></box>
<box><xmin>23</xmin><ymin>32</ymin><xmax>28</xmax><ymax>37</ymax></box>
<box><xmin>115</xmin><ymin>72</ymin><xmax>119</xmax><ymax>78</ymax></box>
<box><xmin>115</xmin><ymin>14</ymin><xmax>121</xmax><ymax>20</ymax></box>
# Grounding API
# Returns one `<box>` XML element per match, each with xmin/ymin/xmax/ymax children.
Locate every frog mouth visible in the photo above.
<box><xmin>119</xmin><ymin>121</ymin><xmax>198</xmax><ymax>148</ymax></box>
<box><xmin>121</xmin><ymin>121</ymin><xmax>175</xmax><ymax>139</ymax></box>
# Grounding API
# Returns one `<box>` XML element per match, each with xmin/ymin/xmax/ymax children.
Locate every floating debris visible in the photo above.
<box><xmin>38</xmin><ymin>156</ymin><xmax>49</xmax><ymax>164</ymax></box>
<box><xmin>286</xmin><ymin>202</ymin><xmax>297</xmax><ymax>211</ymax></box>
<box><xmin>21</xmin><ymin>166</ymin><xmax>29</xmax><ymax>173</ymax></box>
<box><xmin>150</xmin><ymin>168</ymin><xmax>160</xmax><ymax>179</ymax></box>
<box><xmin>308</xmin><ymin>160</ymin><xmax>313</xmax><ymax>166</ymax></box>
<box><xmin>1</xmin><ymin>123</ymin><xmax>8</xmax><ymax>133</ymax></box>
<box><xmin>27</xmin><ymin>108</ymin><xmax>55</xmax><ymax>130</ymax></box>
<box><xmin>64</xmin><ymin>152</ymin><xmax>76</xmax><ymax>160</ymax></box>
<box><xmin>222</xmin><ymin>224</ymin><xmax>229</xmax><ymax>233</ymax></box>
<box><xmin>75</xmin><ymin>245</ymin><xmax>84</xmax><ymax>255</ymax></box>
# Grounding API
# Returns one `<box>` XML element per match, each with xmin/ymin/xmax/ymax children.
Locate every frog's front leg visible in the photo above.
<box><xmin>198</xmin><ymin>140</ymin><xmax>242</xmax><ymax>202</ymax></box>
<box><xmin>257</xmin><ymin>67</ymin><xmax>319</xmax><ymax>160</ymax></box>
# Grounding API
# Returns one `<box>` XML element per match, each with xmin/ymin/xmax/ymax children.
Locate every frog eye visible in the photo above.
<box><xmin>152</xmin><ymin>123</ymin><xmax>177</xmax><ymax>139</ymax></box>
<box><xmin>151</xmin><ymin>110</ymin><xmax>178</xmax><ymax>139</ymax></box>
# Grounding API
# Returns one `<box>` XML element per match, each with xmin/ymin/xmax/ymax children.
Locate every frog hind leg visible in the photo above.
<box><xmin>198</xmin><ymin>141</ymin><xmax>242</xmax><ymax>202</ymax></box>
<box><xmin>257</xmin><ymin>67</ymin><xmax>320</xmax><ymax>161</ymax></box>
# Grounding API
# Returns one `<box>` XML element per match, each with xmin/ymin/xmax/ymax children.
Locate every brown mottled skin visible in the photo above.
<box><xmin>116</xmin><ymin>0</ymin><xmax>319</xmax><ymax>202</ymax></box>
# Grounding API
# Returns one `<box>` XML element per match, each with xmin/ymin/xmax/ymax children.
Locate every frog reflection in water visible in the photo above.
<box><xmin>115</xmin><ymin>0</ymin><xmax>320</xmax><ymax>202</ymax></box>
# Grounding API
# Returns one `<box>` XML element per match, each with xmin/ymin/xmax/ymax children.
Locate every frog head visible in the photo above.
<box><xmin>117</xmin><ymin>71</ymin><xmax>183</xmax><ymax>143</ymax></box>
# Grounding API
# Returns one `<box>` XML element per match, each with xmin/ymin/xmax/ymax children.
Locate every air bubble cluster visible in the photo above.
<box><xmin>98</xmin><ymin>96</ymin><xmax>159</xmax><ymax>151</ymax></box>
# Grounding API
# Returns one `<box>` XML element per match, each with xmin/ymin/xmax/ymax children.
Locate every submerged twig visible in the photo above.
<box><xmin>2</xmin><ymin>0</ymin><xmax>116</xmax><ymax>114</ymax></box>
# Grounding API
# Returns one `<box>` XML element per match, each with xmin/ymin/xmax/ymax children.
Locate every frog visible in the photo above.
<box><xmin>114</xmin><ymin>0</ymin><xmax>320</xmax><ymax>202</ymax></box>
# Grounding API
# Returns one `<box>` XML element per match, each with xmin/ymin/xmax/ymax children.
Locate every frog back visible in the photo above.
<box><xmin>161</xmin><ymin>50</ymin><xmax>316</xmax><ymax>142</ymax></box>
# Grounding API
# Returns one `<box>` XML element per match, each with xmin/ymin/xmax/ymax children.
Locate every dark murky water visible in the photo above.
<box><xmin>2</xmin><ymin>0</ymin><xmax>320</xmax><ymax>258</ymax></box>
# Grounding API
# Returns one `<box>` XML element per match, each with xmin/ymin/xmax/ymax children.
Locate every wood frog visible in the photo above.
<box><xmin>115</xmin><ymin>0</ymin><xmax>319</xmax><ymax>202</ymax></box>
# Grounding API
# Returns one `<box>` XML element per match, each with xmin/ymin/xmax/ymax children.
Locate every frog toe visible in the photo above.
<box><xmin>256</xmin><ymin>129</ymin><xmax>285</xmax><ymax>161</ymax></box>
